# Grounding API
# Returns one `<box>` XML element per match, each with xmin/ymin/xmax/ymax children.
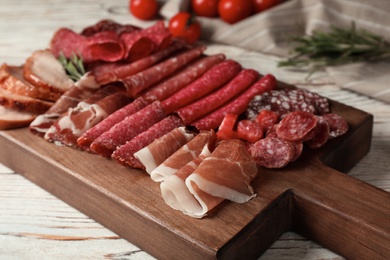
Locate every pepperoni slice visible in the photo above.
<box><xmin>322</xmin><ymin>113</ymin><xmax>349</xmax><ymax>138</ymax></box>
<box><xmin>254</xmin><ymin>110</ymin><xmax>279</xmax><ymax>133</ymax></box>
<box><xmin>236</xmin><ymin>120</ymin><xmax>263</xmax><ymax>143</ymax></box>
<box><xmin>276</xmin><ymin>111</ymin><xmax>318</xmax><ymax>142</ymax></box>
<box><xmin>249</xmin><ymin>137</ymin><xmax>294</xmax><ymax>168</ymax></box>
<box><xmin>305</xmin><ymin>116</ymin><xmax>330</xmax><ymax>149</ymax></box>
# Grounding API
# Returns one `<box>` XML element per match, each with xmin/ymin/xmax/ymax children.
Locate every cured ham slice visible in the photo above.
<box><xmin>23</xmin><ymin>49</ymin><xmax>74</xmax><ymax>100</ymax></box>
<box><xmin>161</xmin><ymin>60</ymin><xmax>242</xmax><ymax>114</ymax></box>
<box><xmin>50</xmin><ymin>28</ymin><xmax>125</xmax><ymax>63</ymax></box>
<box><xmin>77</xmin><ymin>96</ymin><xmax>155</xmax><ymax>151</ymax></box>
<box><xmin>45</xmin><ymin>85</ymin><xmax>129</xmax><ymax>146</ymax></box>
<box><xmin>141</xmin><ymin>54</ymin><xmax>226</xmax><ymax>101</ymax></box>
<box><xmin>192</xmin><ymin>74</ymin><xmax>277</xmax><ymax>131</ymax></box>
<box><xmin>134</xmin><ymin>127</ymin><xmax>195</xmax><ymax>174</ymax></box>
<box><xmin>186</xmin><ymin>139</ymin><xmax>258</xmax><ymax>204</ymax></box>
<box><xmin>176</xmin><ymin>69</ymin><xmax>259</xmax><ymax>124</ymax></box>
<box><xmin>92</xmin><ymin>41</ymin><xmax>184</xmax><ymax>85</ymax></box>
<box><xmin>29</xmin><ymin>73</ymin><xmax>100</xmax><ymax>136</ymax></box>
<box><xmin>160</xmin><ymin>144</ymin><xmax>222</xmax><ymax>218</ymax></box>
<box><xmin>122</xmin><ymin>45</ymin><xmax>206</xmax><ymax>97</ymax></box>
<box><xmin>112</xmin><ymin>115</ymin><xmax>183</xmax><ymax>169</ymax></box>
<box><xmin>0</xmin><ymin>105</ymin><xmax>37</xmax><ymax>130</ymax></box>
<box><xmin>150</xmin><ymin>130</ymin><xmax>216</xmax><ymax>182</ymax></box>
<box><xmin>90</xmin><ymin>100</ymin><xmax>166</xmax><ymax>157</ymax></box>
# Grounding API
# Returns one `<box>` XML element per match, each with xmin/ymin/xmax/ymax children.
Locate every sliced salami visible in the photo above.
<box><xmin>90</xmin><ymin>100</ymin><xmax>166</xmax><ymax>157</ymax></box>
<box><xmin>305</xmin><ymin>116</ymin><xmax>330</xmax><ymax>149</ymax></box>
<box><xmin>254</xmin><ymin>110</ymin><xmax>279</xmax><ymax>133</ymax></box>
<box><xmin>77</xmin><ymin>96</ymin><xmax>155</xmax><ymax>151</ymax></box>
<box><xmin>92</xmin><ymin>41</ymin><xmax>184</xmax><ymax>85</ymax></box>
<box><xmin>322</xmin><ymin>113</ymin><xmax>349</xmax><ymax>138</ymax></box>
<box><xmin>122</xmin><ymin>45</ymin><xmax>206</xmax><ymax>97</ymax></box>
<box><xmin>80</xmin><ymin>19</ymin><xmax>139</xmax><ymax>36</ymax></box>
<box><xmin>192</xmin><ymin>74</ymin><xmax>277</xmax><ymax>131</ymax></box>
<box><xmin>249</xmin><ymin>137</ymin><xmax>294</xmax><ymax>168</ymax></box>
<box><xmin>141</xmin><ymin>54</ymin><xmax>226</xmax><ymax>101</ymax></box>
<box><xmin>176</xmin><ymin>69</ymin><xmax>259</xmax><ymax>124</ymax></box>
<box><xmin>161</xmin><ymin>60</ymin><xmax>242</xmax><ymax>114</ymax></box>
<box><xmin>276</xmin><ymin>111</ymin><xmax>318</xmax><ymax>142</ymax></box>
<box><xmin>112</xmin><ymin>115</ymin><xmax>183</xmax><ymax>169</ymax></box>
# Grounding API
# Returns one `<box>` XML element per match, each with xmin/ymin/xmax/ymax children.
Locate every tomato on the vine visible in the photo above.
<box><xmin>252</xmin><ymin>0</ymin><xmax>282</xmax><ymax>13</ymax></box>
<box><xmin>191</xmin><ymin>0</ymin><xmax>219</xmax><ymax>18</ymax></box>
<box><xmin>218</xmin><ymin>0</ymin><xmax>253</xmax><ymax>24</ymax></box>
<box><xmin>169</xmin><ymin>12</ymin><xmax>201</xmax><ymax>44</ymax></box>
<box><xmin>129</xmin><ymin>0</ymin><xmax>159</xmax><ymax>20</ymax></box>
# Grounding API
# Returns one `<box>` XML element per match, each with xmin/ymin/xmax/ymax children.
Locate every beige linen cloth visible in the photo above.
<box><xmin>161</xmin><ymin>0</ymin><xmax>390</xmax><ymax>104</ymax></box>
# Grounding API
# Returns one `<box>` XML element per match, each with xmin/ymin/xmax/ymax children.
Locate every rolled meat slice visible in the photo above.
<box><xmin>77</xmin><ymin>96</ymin><xmax>155</xmax><ymax>151</ymax></box>
<box><xmin>160</xmin><ymin>144</ymin><xmax>222</xmax><ymax>218</ymax></box>
<box><xmin>141</xmin><ymin>54</ymin><xmax>226</xmax><ymax>101</ymax></box>
<box><xmin>90</xmin><ymin>100</ymin><xmax>166</xmax><ymax>157</ymax></box>
<box><xmin>92</xmin><ymin>41</ymin><xmax>184</xmax><ymax>85</ymax></box>
<box><xmin>122</xmin><ymin>45</ymin><xmax>206</xmax><ymax>97</ymax></box>
<box><xmin>192</xmin><ymin>74</ymin><xmax>277</xmax><ymax>131</ymax></box>
<box><xmin>112</xmin><ymin>115</ymin><xmax>184</xmax><ymax>169</ymax></box>
<box><xmin>80</xmin><ymin>19</ymin><xmax>139</xmax><ymax>36</ymax></box>
<box><xmin>176</xmin><ymin>69</ymin><xmax>259</xmax><ymax>124</ymax></box>
<box><xmin>29</xmin><ymin>72</ymin><xmax>100</xmax><ymax>136</ymax></box>
<box><xmin>134</xmin><ymin>127</ymin><xmax>195</xmax><ymax>174</ymax></box>
<box><xmin>150</xmin><ymin>130</ymin><xmax>216</xmax><ymax>182</ymax></box>
<box><xmin>161</xmin><ymin>60</ymin><xmax>242</xmax><ymax>114</ymax></box>
<box><xmin>186</xmin><ymin>139</ymin><xmax>258</xmax><ymax>204</ymax></box>
<box><xmin>45</xmin><ymin>86</ymin><xmax>130</xmax><ymax>147</ymax></box>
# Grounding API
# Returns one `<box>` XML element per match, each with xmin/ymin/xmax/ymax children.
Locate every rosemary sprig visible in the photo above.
<box><xmin>278</xmin><ymin>22</ymin><xmax>390</xmax><ymax>76</ymax></box>
<box><xmin>58</xmin><ymin>53</ymin><xmax>86</xmax><ymax>81</ymax></box>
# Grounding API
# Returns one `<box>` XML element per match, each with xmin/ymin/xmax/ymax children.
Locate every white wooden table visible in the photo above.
<box><xmin>0</xmin><ymin>0</ymin><xmax>389</xmax><ymax>259</ymax></box>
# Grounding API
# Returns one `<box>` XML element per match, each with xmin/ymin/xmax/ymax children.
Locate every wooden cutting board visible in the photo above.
<box><xmin>0</xmin><ymin>96</ymin><xmax>389</xmax><ymax>259</ymax></box>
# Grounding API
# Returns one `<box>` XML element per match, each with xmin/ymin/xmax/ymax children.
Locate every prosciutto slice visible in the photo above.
<box><xmin>186</xmin><ymin>139</ymin><xmax>258</xmax><ymax>204</ymax></box>
<box><xmin>77</xmin><ymin>96</ymin><xmax>155</xmax><ymax>151</ymax></box>
<box><xmin>112</xmin><ymin>115</ymin><xmax>183</xmax><ymax>169</ymax></box>
<box><xmin>45</xmin><ymin>86</ymin><xmax>130</xmax><ymax>146</ymax></box>
<box><xmin>29</xmin><ymin>72</ymin><xmax>101</xmax><ymax>136</ymax></box>
<box><xmin>134</xmin><ymin>127</ymin><xmax>195</xmax><ymax>174</ymax></box>
<box><xmin>160</xmin><ymin>144</ymin><xmax>222</xmax><ymax>218</ymax></box>
<box><xmin>150</xmin><ymin>130</ymin><xmax>216</xmax><ymax>182</ymax></box>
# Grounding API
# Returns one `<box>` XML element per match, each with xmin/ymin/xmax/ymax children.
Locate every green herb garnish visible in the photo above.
<box><xmin>58</xmin><ymin>53</ymin><xmax>86</xmax><ymax>81</ymax></box>
<box><xmin>278</xmin><ymin>22</ymin><xmax>390</xmax><ymax>76</ymax></box>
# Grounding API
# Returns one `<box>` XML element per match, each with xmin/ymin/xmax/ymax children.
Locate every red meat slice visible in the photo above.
<box><xmin>305</xmin><ymin>116</ymin><xmax>330</xmax><ymax>149</ymax></box>
<box><xmin>249</xmin><ymin>137</ymin><xmax>294</xmax><ymax>168</ymax></box>
<box><xmin>276</xmin><ymin>111</ymin><xmax>318</xmax><ymax>142</ymax></box>
<box><xmin>322</xmin><ymin>113</ymin><xmax>349</xmax><ymax>138</ymax></box>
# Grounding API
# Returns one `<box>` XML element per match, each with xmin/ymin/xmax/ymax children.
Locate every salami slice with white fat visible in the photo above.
<box><xmin>322</xmin><ymin>113</ymin><xmax>349</xmax><ymax>138</ymax></box>
<box><xmin>90</xmin><ymin>100</ymin><xmax>166</xmax><ymax>157</ymax></box>
<box><xmin>249</xmin><ymin>137</ymin><xmax>294</xmax><ymax>168</ymax></box>
<box><xmin>112</xmin><ymin>115</ymin><xmax>183</xmax><ymax>169</ymax></box>
<box><xmin>176</xmin><ymin>69</ymin><xmax>259</xmax><ymax>124</ymax></box>
<box><xmin>161</xmin><ymin>60</ymin><xmax>242</xmax><ymax>114</ymax></box>
<box><xmin>122</xmin><ymin>46</ymin><xmax>206</xmax><ymax>97</ymax></box>
<box><xmin>192</xmin><ymin>74</ymin><xmax>277</xmax><ymax>131</ymax></box>
<box><xmin>305</xmin><ymin>116</ymin><xmax>330</xmax><ymax>149</ymax></box>
<box><xmin>276</xmin><ymin>111</ymin><xmax>318</xmax><ymax>142</ymax></box>
<box><xmin>141</xmin><ymin>54</ymin><xmax>226</xmax><ymax>101</ymax></box>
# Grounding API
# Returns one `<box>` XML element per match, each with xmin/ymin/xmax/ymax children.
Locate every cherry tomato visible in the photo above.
<box><xmin>191</xmin><ymin>0</ymin><xmax>219</xmax><ymax>18</ymax></box>
<box><xmin>168</xmin><ymin>12</ymin><xmax>201</xmax><ymax>44</ymax></box>
<box><xmin>252</xmin><ymin>0</ymin><xmax>282</xmax><ymax>13</ymax></box>
<box><xmin>218</xmin><ymin>0</ymin><xmax>253</xmax><ymax>24</ymax></box>
<box><xmin>129</xmin><ymin>0</ymin><xmax>158</xmax><ymax>20</ymax></box>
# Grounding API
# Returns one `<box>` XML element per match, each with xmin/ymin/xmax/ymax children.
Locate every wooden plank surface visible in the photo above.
<box><xmin>1</xmin><ymin>0</ymin><xmax>390</xmax><ymax>259</ymax></box>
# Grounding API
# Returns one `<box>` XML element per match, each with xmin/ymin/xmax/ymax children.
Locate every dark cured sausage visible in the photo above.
<box><xmin>175</xmin><ymin>69</ymin><xmax>259</xmax><ymax>125</ymax></box>
<box><xmin>192</xmin><ymin>74</ymin><xmax>277</xmax><ymax>131</ymax></box>
<box><xmin>122</xmin><ymin>45</ymin><xmax>206</xmax><ymax>97</ymax></box>
<box><xmin>161</xmin><ymin>60</ymin><xmax>242</xmax><ymax>114</ymax></box>
<box><xmin>112</xmin><ymin>115</ymin><xmax>183</xmax><ymax>169</ymax></box>
<box><xmin>90</xmin><ymin>100</ymin><xmax>166</xmax><ymax>157</ymax></box>
<box><xmin>92</xmin><ymin>41</ymin><xmax>184</xmax><ymax>85</ymax></box>
<box><xmin>77</xmin><ymin>96</ymin><xmax>155</xmax><ymax>151</ymax></box>
<box><xmin>141</xmin><ymin>54</ymin><xmax>226</xmax><ymax>101</ymax></box>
